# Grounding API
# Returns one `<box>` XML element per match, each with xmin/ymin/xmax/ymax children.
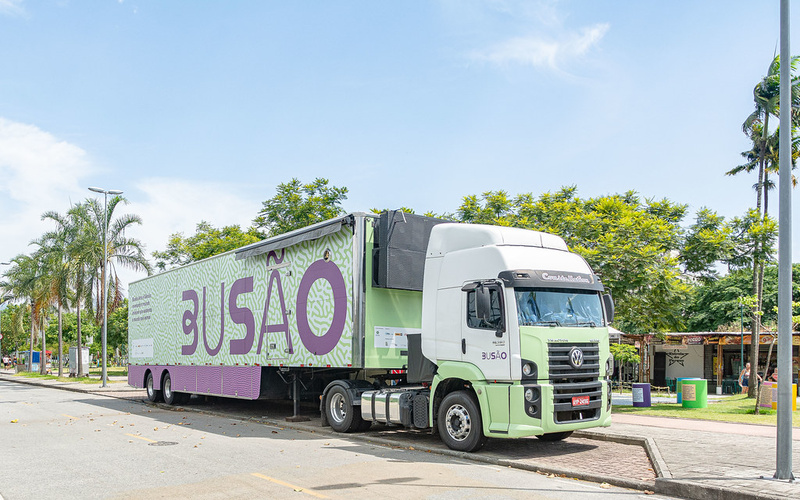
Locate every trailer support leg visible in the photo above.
<box><xmin>285</xmin><ymin>374</ymin><xmax>310</xmax><ymax>422</ymax></box>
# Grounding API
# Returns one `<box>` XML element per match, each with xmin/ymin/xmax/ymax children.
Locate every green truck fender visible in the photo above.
<box><xmin>429</xmin><ymin>361</ymin><xmax>491</xmax><ymax>427</ymax></box>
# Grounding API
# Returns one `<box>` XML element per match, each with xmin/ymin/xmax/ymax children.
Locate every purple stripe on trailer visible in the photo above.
<box><xmin>223</xmin><ymin>366</ymin><xmax>259</xmax><ymax>399</ymax></box>
<box><xmin>169</xmin><ymin>365</ymin><xmax>197</xmax><ymax>393</ymax></box>
<box><xmin>128</xmin><ymin>365</ymin><xmax>148</xmax><ymax>388</ymax></box>
<box><xmin>197</xmin><ymin>366</ymin><xmax>223</xmax><ymax>395</ymax></box>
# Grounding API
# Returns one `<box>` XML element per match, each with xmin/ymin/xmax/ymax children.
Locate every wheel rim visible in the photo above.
<box><xmin>444</xmin><ymin>404</ymin><xmax>471</xmax><ymax>441</ymax></box>
<box><xmin>164</xmin><ymin>377</ymin><xmax>172</xmax><ymax>399</ymax></box>
<box><xmin>329</xmin><ymin>392</ymin><xmax>347</xmax><ymax>424</ymax></box>
<box><xmin>146</xmin><ymin>375</ymin><xmax>154</xmax><ymax>397</ymax></box>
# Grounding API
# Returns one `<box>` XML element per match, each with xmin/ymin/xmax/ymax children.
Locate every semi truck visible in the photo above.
<box><xmin>128</xmin><ymin>211</ymin><xmax>614</xmax><ymax>452</ymax></box>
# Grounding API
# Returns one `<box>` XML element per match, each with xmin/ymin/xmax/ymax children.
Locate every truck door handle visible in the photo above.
<box><xmin>462</xmin><ymin>339</ymin><xmax>466</xmax><ymax>354</ymax></box>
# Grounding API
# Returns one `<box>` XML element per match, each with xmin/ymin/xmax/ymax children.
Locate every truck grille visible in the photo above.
<box><xmin>548</xmin><ymin>342</ymin><xmax>602</xmax><ymax>424</ymax></box>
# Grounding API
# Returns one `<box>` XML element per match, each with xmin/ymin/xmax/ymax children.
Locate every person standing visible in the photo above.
<box><xmin>739</xmin><ymin>362</ymin><xmax>762</xmax><ymax>393</ymax></box>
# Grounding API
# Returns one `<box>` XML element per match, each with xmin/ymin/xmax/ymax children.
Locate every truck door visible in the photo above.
<box><xmin>460</xmin><ymin>282</ymin><xmax>512</xmax><ymax>381</ymax></box>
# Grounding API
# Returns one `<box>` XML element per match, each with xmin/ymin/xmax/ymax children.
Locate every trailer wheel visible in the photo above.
<box><xmin>437</xmin><ymin>390</ymin><xmax>486</xmax><ymax>452</ymax></box>
<box><xmin>326</xmin><ymin>385</ymin><xmax>367</xmax><ymax>433</ymax></box>
<box><xmin>536</xmin><ymin>431</ymin><xmax>573</xmax><ymax>442</ymax></box>
<box><xmin>162</xmin><ymin>372</ymin><xmax>177</xmax><ymax>405</ymax></box>
<box><xmin>145</xmin><ymin>372</ymin><xmax>162</xmax><ymax>403</ymax></box>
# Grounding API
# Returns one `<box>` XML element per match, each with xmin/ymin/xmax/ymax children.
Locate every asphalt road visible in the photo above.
<box><xmin>0</xmin><ymin>380</ymin><xmax>672</xmax><ymax>500</ymax></box>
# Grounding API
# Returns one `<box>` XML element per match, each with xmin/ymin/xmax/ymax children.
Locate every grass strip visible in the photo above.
<box><xmin>613</xmin><ymin>393</ymin><xmax>800</xmax><ymax>426</ymax></box>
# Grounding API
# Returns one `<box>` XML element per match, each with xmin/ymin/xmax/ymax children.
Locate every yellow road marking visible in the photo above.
<box><xmin>62</xmin><ymin>414</ymin><xmax>79</xmax><ymax>420</ymax></box>
<box><xmin>126</xmin><ymin>433</ymin><xmax>157</xmax><ymax>443</ymax></box>
<box><xmin>251</xmin><ymin>473</ymin><xmax>329</xmax><ymax>498</ymax></box>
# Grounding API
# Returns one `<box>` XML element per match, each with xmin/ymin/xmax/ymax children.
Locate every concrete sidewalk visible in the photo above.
<box><xmin>585</xmin><ymin>413</ymin><xmax>800</xmax><ymax>500</ymax></box>
<box><xmin>3</xmin><ymin>369</ymin><xmax>800</xmax><ymax>500</ymax></box>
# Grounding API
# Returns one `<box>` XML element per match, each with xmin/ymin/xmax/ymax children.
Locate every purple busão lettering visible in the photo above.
<box><xmin>295</xmin><ymin>259</ymin><xmax>347</xmax><ymax>355</ymax></box>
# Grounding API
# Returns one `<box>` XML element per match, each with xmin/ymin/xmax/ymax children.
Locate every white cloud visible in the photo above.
<box><xmin>0</xmin><ymin>118</ymin><xmax>93</xmax><ymax>205</ymax></box>
<box><xmin>130</xmin><ymin>177</ymin><xmax>262</xmax><ymax>256</ymax></box>
<box><xmin>0</xmin><ymin>0</ymin><xmax>25</xmax><ymax>17</ymax></box>
<box><xmin>0</xmin><ymin>117</ymin><xmax>264</xmax><ymax>291</ymax></box>
<box><xmin>0</xmin><ymin>117</ymin><xmax>95</xmax><ymax>260</ymax></box>
<box><xmin>472</xmin><ymin>23</ymin><xmax>609</xmax><ymax>70</ymax></box>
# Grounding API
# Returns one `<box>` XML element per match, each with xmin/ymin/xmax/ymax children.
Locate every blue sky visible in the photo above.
<box><xmin>0</xmin><ymin>1</ymin><xmax>798</xmax><ymax>287</ymax></box>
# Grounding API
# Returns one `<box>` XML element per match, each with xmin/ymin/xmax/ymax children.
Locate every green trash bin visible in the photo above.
<box><xmin>681</xmin><ymin>379</ymin><xmax>708</xmax><ymax>408</ymax></box>
<box><xmin>676</xmin><ymin>377</ymin><xmax>697</xmax><ymax>403</ymax></box>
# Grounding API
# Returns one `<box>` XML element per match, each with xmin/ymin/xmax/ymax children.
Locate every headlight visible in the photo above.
<box><xmin>524</xmin><ymin>387</ymin><xmax>539</xmax><ymax>402</ymax></box>
<box><xmin>522</xmin><ymin>363</ymin><xmax>533</xmax><ymax>376</ymax></box>
<box><xmin>606</xmin><ymin>356</ymin><xmax>614</xmax><ymax>377</ymax></box>
<box><xmin>525</xmin><ymin>388</ymin><xmax>534</xmax><ymax>402</ymax></box>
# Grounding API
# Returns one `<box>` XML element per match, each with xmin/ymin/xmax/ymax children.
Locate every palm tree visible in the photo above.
<box><xmin>1</xmin><ymin>253</ymin><xmax>51</xmax><ymax>373</ymax></box>
<box><xmin>38</xmin><ymin>211</ymin><xmax>79</xmax><ymax>377</ymax></box>
<box><xmin>729</xmin><ymin>54</ymin><xmax>800</xmax><ymax>398</ymax></box>
<box><xmin>70</xmin><ymin>196</ymin><xmax>151</xmax><ymax>366</ymax></box>
<box><xmin>43</xmin><ymin>204</ymin><xmax>96</xmax><ymax>377</ymax></box>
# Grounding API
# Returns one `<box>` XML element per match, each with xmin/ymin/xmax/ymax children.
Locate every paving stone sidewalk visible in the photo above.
<box><xmin>585</xmin><ymin>413</ymin><xmax>800</xmax><ymax>500</ymax></box>
<box><xmin>4</xmin><ymin>370</ymin><xmax>800</xmax><ymax>499</ymax></box>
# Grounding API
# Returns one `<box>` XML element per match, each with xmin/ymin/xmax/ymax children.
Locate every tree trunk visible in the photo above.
<box><xmin>748</xmin><ymin>263</ymin><xmax>762</xmax><ymax>398</ymax></box>
<box><xmin>27</xmin><ymin>302</ymin><xmax>34</xmax><ymax>372</ymax></box>
<box><xmin>57</xmin><ymin>302</ymin><xmax>63</xmax><ymax>378</ymax></box>
<box><xmin>76</xmin><ymin>297</ymin><xmax>83</xmax><ymax>378</ymax></box>
<box><xmin>40</xmin><ymin>312</ymin><xmax>46</xmax><ymax>375</ymax></box>
<box><xmin>755</xmin><ymin>336</ymin><xmax>777</xmax><ymax>415</ymax></box>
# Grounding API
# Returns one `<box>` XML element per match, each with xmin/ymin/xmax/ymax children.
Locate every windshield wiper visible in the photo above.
<box><xmin>574</xmin><ymin>321</ymin><xmax>597</xmax><ymax>327</ymax></box>
<box><xmin>530</xmin><ymin>320</ymin><xmax>562</xmax><ymax>327</ymax></box>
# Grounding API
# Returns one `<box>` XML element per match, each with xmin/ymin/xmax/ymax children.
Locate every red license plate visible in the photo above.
<box><xmin>572</xmin><ymin>395</ymin><xmax>590</xmax><ymax>407</ymax></box>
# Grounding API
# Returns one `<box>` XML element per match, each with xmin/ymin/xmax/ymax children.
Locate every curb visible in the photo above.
<box><xmin>653</xmin><ymin>477</ymin><xmax>791</xmax><ymax>500</ymax></box>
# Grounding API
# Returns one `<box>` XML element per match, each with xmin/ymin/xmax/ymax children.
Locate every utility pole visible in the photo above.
<box><xmin>775</xmin><ymin>0</ymin><xmax>794</xmax><ymax>481</ymax></box>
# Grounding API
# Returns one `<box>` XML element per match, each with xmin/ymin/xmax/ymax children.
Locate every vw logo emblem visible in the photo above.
<box><xmin>569</xmin><ymin>348</ymin><xmax>584</xmax><ymax>369</ymax></box>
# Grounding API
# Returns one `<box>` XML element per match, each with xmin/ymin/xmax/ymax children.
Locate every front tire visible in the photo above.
<box><xmin>437</xmin><ymin>390</ymin><xmax>487</xmax><ymax>452</ymax></box>
<box><xmin>536</xmin><ymin>431</ymin><xmax>573</xmax><ymax>442</ymax></box>
<box><xmin>145</xmin><ymin>372</ymin><xmax>162</xmax><ymax>403</ymax></box>
<box><xmin>325</xmin><ymin>385</ymin><xmax>368</xmax><ymax>433</ymax></box>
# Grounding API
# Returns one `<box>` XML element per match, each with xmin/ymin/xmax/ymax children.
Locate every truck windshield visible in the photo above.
<box><xmin>515</xmin><ymin>288</ymin><xmax>604</xmax><ymax>327</ymax></box>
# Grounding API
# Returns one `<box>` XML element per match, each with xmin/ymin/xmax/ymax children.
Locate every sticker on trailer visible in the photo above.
<box><xmin>131</xmin><ymin>338</ymin><xmax>154</xmax><ymax>358</ymax></box>
<box><xmin>374</xmin><ymin>326</ymin><xmax>419</xmax><ymax>349</ymax></box>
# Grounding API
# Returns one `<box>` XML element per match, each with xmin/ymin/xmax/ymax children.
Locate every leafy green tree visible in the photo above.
<box><xmin>0</xmin><ymin>303</ymin><xmax>29</xmax><ymax>357</ymax></box>
<box><xmin>609</xmin><ymin>343</ymin><xmax>640</xmax><ymax>364</ymax></box>
<box><xmin>153</xmin><ymin>222</ymin><xmax>262</xmax><ymax>270</ymax></box>
<box><xmin>457</xmin><ymin>188</ymin><xmax>692</xmax><ymax>334</ymax></box>
<box><xmin>687</xmin><ymin>264</ymin><xmax>800</xmax><ymax>333</ymax></box>
<box><xmin>253</xmin><ymin>178</ymin><xmax>348</xmax><ymax>237</ymax></box>
<box><xmin>458</xmin><ymin>190</ymin><xmax>517</xmax><ymax>226</ymax></box>
<box><xmin>106</xmin><ymin>301</ymin><xmax>128</xmax><ymax>360</ymax></box>
<box><xmin>680</xmin><ymin>208</ymin><xmax>732</xmax><ymax>283</ymax></box>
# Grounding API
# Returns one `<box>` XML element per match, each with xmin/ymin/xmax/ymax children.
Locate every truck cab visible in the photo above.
<box><xmin>418</xmin><ymin>223</ymin><xmax>613</xmax><ymax>450</ymax></box>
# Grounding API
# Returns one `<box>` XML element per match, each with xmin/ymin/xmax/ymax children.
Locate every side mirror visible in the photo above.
<box><xmin>603</xmin><ymin>293</ymin><xmax>615</xmax><ymax>324</ymax></box>
<box><xmin>475</xmin><ymin>285</ymin><xmax>492</xmax><ymax>322</ymax></box>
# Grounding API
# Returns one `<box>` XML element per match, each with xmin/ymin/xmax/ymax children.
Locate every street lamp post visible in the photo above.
<box><xmin>88</xmin><ymin>187</ymin><xmax>123</xmax><ymax>388</ymax></box>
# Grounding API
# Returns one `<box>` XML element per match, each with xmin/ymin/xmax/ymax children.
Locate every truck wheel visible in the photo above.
<box><xmin>437</xmin><ymin>390</ymin><xmax>487</xmax><ymax>452</ymax></box>
<box><xmin>162</xmin><ymin>372</ymin><xmax>177</xmax><ymax>405</ymax></box>
<box><xmin>145</xmin><ymin>372</ymin><xmax>162</xmax><ymax>403</ymax></box>
<box><xmin>326</xmin><ymin>385</ymin><xmax>367</xmax><ymax>433</ymax></box>
<box><xmin>536</xmin><ymin>431</ymin><xmax>573</xmax><ymax>442</ymax></box>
